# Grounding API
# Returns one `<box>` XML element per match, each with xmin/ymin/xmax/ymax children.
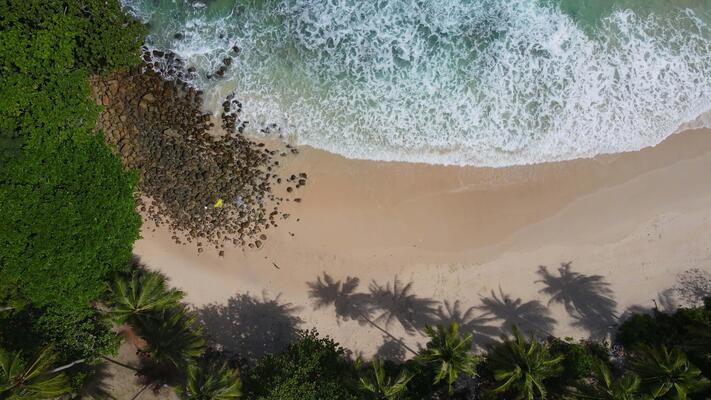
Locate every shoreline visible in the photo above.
<box><xmin>135</xmin><ymin>127</ymin><xmax>711</xmax><ymax>357</ymax></box>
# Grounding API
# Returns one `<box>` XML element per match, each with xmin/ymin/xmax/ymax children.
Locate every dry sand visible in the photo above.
<box><xmin>135</xmin><ymin>128</ymin><xmax>711</xmax><ymax>359</ymax></box>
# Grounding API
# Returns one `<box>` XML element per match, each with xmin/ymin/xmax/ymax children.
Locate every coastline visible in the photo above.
<box><xmin>135</xmin><ymin>127</ymin><xmax>711</xmax><ymax>357</ymax></box>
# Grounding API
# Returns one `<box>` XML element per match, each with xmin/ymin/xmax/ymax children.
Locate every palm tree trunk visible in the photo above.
<box><xmin>357</xmin><ymin>311</ymin><xmax>418</xmax><ymax>356</ymax></box>
<box><xmin>100</xmin><ymin>355</ymin><xmax>140</xmax><ymax>372</ymax></box>
<box><xmin>49</xmin><ymin>359</ymin><xmax>86</xmax><ymax>373</ymax></box>
<box><xmin>46</xmin><ymin>354</ymin><xmax>140</xmax><ymax>374</ymax></box>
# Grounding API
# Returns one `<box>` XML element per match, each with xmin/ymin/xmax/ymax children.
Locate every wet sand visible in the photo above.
<box><xmin>135</xmin><ymin>127</ymin><xmax>711</xmax><ymax>358</ymax></box>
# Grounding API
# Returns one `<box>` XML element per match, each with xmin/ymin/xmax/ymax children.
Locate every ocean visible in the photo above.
<box><xmin>122</xmin><ymin>0</ymin><xmax>711</xmax><ymax>166</ymax></box>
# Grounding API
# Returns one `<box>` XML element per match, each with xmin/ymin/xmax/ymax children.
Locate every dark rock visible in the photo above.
<box><xmin>90</xmin><ymin>63</ymin><xmax>302</xmax><ymax>255</ymax></box>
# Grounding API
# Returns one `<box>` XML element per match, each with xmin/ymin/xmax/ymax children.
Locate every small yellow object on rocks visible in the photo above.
<box><xmin>214</xmin><ymin>198</ymin><xmax>224</xmax><ymax>208</ymax></box>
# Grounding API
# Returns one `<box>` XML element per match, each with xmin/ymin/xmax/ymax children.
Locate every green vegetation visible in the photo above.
<box><xmin>244</xmin><ymin>329</ymin><xmax>360</xmax><ymax>400</ymax></box>
<box><xmin>180</xmin><ymin>360</ymin><xmax>243</xmax><ymax>400</ymax></box>
<box><xmin>0</xmin><ymin>346</ymin><xmax>71</xmax><ymax>399</ymax></box>
<box><xmin>570</xmin><ymin>360</ymin><xmax>645</xmax><ymax>400</ymax></box>
<box><xmin>135</xmin><ymin>307</ymin><xmax>206</xmax><ymax>371</ymax></box>
<box><xmin>486</xmin><ymin>326</ymin><xmax>564</xmax><ymax>400</ymax></box>
<box><xmin>108</xmin><ymin>270</ymin><xmax>186</xmax><ymax>325</ymax></box>
<box><xmin>0</xmin><ymin>0</ymin><xmax>144</xmax><ymax>388</ymax></box>
<box><xmin>627</xmin><ymin>346</ymin><xmax>709</xmax><ymax>399</ymax></box>
<box><xmin>359</xmin><ymin>359</ymin><xmax>412</xmax><ymax>400</ymax></box>
<box><xmin>617</xmin><ymin>303</ymin><xmax>711</xmax><ymax>378</ymax></box>
<box><xmin>417</xmin><ymin>321</ymin><xmax>479</xmax><ymax>395</ymax></box>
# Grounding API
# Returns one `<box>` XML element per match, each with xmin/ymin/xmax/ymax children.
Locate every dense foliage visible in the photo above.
<box><xmin>0</xmin><ymin>0</ymin><xmax>144</xmax><ymax>380</ymax></box>
<box><xmin>244</xmin><ymin>329</ymin><xmax>360</xmax><ymax>400</ymax></box>
<box><xmin>617</xmin><ymin>302</ymin><xmax>711</xmax><ymax>378</ymax></box>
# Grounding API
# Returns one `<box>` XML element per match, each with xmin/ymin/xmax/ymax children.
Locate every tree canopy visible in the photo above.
<box><xmin>0</xmin><ymin>0</ymin><xmax>144</xmax><ymax>374</ymax></box>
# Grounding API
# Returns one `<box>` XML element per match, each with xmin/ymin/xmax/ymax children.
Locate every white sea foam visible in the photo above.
<box><xmin>123</xmin><ymin>0</ymin><xmax>711</xmax><ymax>166</ymax></box>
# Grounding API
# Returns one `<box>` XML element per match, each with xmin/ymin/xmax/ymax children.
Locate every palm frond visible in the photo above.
<box><xmin>179</xmin><ymin>361</ymin><xmax>242</xmax><ymax>399</ymax></box>
<box><xmin>0</xmin><ymin>347</ymin><xmax>70</xmax><ymax>399</ymax></box>
<box><xmin>136</xmin><ymin>307</ymin><xmax>206</xmax><ymax>370</ymax></box>
<box><xmin>359</xmin><ymin>358</ymin><xmax>412</xmax><ymax>400</ymax></box>
<box><xmin>417</xmin><ymin>321</ymin><xmax>479</xmax><ymax>395</ymax></box>
<box><xmin>487</xmin><ymin>325</ymin><xmax>562</xmax><ymax>400</ymax></box>
<box><xmin>109</xmin><ymin>270</ymin><xmax>184</xmax><ymax>325</ymax></box>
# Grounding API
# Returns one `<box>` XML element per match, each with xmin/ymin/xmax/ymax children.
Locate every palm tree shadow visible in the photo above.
<box><xmin>477</xmin><ymin>287</ymin><xmax>556</xmax><ymax>338</ymax></box>
<box><xmin>308</xmin><ymin>273</ymin><xmax>429</xmax><ymax>357</ymax></box>
<box><xmin>306</xmin><ymin>273</ymin><xmax>374</xmax><ymax>324</ymax></box>
<box><xmin>79</xmin><ymin>362</ymin><xmax>118</xmax><ymax>400</ymax></box>
<box><xmin>196</xmin><ymin>292</ymin><xmax>303</xmax><ymax>363</ymax></box>
<box><xmin>536</xmin><ymin>262</ymin><xmax>617</xmax><ymax>340</ymax></box>
<box><xmin>306</xmin><ymin>273</ymin><xmax>440</xmax><ymax>335</ymax></box>
<box><xmin>437</xmin><ymin>300</ymin><xmax>501</xmax><ymax>350</ymax></box>
<box><xmin>375</xmin><ymin>335</ymin><xmax>408</xmax><ymax>362</ymax></box>
<box><xmin>368</xmin><ymin>277</ymin><xmax>439</xmax><ymax>335</ymax></box>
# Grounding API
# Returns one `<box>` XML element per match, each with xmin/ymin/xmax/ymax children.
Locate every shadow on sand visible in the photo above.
<box><xmin>306</xmin><ymin>272</ymin><xmax>557</xmax><ymax>356</ymax></box>
<box><xmin>194</xmin><ymin>263</ymin><xmax>698</xmax><ymax>362</ymax></box>
<box><xmin>536</xmin><ymin>262</ymin><xmax>618</xmax><ymax>340</ymax></box>
<box><xmin>674</xmin><ymin>268</ymin><xmax>711</xmax><ymax>307</ymax></box>
<box><xmin>196</xmin><ymin>292</ymin><xmax>303</xmax><ymax>362</ymax></box>
<box><xmin>477</xmin><ymin>287</ymin><xmax>556</xmax><ymax>338</ymax></box>
<box><xmin>305</xmin><ymin>262</ymin><xmax>639</xmax><ymax>357</ymax></box>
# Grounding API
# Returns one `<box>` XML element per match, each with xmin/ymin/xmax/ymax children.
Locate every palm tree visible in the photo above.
<box><xmin>135</xmin><ymin>307</ymin><xmax>206</xmax><ymax>371</ymax></box>
<box><xmin>0</xmin><ymin>347</ymin><xmax>71</xmax><ymax>399</ymax></box>
<box><xmin>417</xmin><ymin>321</ymin><xmax>479</xmax><ymax>395</ymax></box>
<box><xmin>627</xmin><ymin>345</ymin><xmax>710</xmax><ymax>400</ymax></box>
<box><xmin>571</xmin><ymin>360</ymin><xmax>647</xmax><ymax>400</ymax></box>
<box><xmin>359</xmin><ymin>358</ymin><xmax>412</xmax><ymax>400</ymax></box>
<box><xmin>108</xmin><ymin>270</ymin><xmax>185</xmax><ymax>325</ymax></box>
<box><xmin>178</xmin><ymin>361</ymin><xmax>242</xmax><ymax>399</ymax></box>
<box><xmin>487</xmin><ymin>325</ymin><xmax>563</xmax><ymax>400</ymax></box>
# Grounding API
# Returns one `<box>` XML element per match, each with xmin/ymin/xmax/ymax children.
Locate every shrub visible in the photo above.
<box><xmin>244</xmin><ymin>329</ymin><xmax>360</xmax><ymax>400</ymax></box>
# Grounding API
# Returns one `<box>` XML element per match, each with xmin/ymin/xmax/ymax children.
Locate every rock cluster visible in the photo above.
<box><xmin>221</xmin><ymin>93</ymin><xmax>244</xmax><ymax>133</ymax></box>
<box><xmin>90</xmin><ymin>62</ymin><xmax>304</xmax><ymax>253</ymax></box>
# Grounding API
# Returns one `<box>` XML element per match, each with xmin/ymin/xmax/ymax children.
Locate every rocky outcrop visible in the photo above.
<box><xmin>90</xmin><ymin>64</ymin><xmax>304</xmax><ymax>253</ymax></box>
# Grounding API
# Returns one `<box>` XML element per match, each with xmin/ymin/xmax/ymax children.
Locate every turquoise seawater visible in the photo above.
<box><xmin>122</xmin><ymin>0</ymin><xmax>711</xmax><ymax>166</ymax></box>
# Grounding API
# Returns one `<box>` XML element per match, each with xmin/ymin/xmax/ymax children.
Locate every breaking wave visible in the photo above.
<box><xmin>123</xmin><ymin>0</ymin><xmax>711</xmax><ymax>166</ymax></box>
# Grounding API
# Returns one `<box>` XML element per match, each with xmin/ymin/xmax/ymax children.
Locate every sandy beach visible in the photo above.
<box><xmin>134</xmin><ymin>127</ymin><xmax>711</xmax><ymax>359</ymax></box>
